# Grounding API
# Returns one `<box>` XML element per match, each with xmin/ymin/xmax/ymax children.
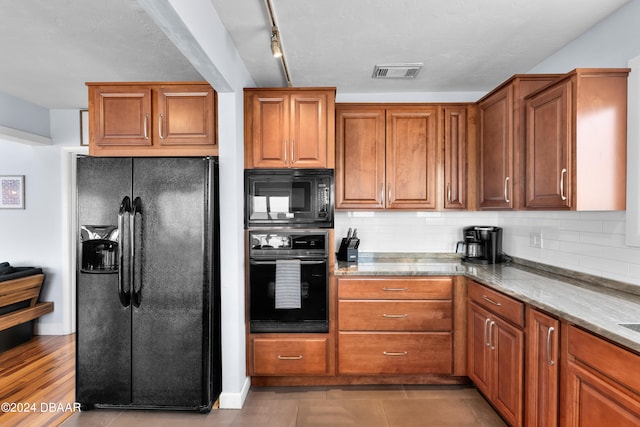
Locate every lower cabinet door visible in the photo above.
<box><xmin>252</xmin><ymin>338</ymin><xmax>328</xmax><ymax>376</ymax></box>
<box><xmin>338</xmin><ymin>332</ymin><xmax>452</xmax><ymax>375</ymax></box>
<box><xmin>565</xmin><ymin>361</ymin><xmax>640</xmax><ymax>426</ymax></box>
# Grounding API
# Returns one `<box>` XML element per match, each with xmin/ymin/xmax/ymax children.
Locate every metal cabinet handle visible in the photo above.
<box><xmin>383</xmin><ymin>314</ymin><xmax>409</xmax><ymax>318</ymax></box>
<box><xmin>484</xmin><ymin>318</ymin><xmax>491</xmax><ymax>347</ymax></box>
<box><xmin>504</xmin><ymin>177</ymin><xmax>510</xmax><ymax>203</ymax></box>
<box><xmin>447</xmin><ymin>182</ymin><xmax>452</xmax><ymax>204</ymax></box>
<box><xmin>158</xmin><ymin>113</ymin><xmax>164</xmax><ymax>139</ymax></box>
<box><xmin>143</xmin><ymin>114</ymin><xmax>149</xmax><ymax>140</ymax></box>
<box><xmin>383</xmin><ymin>351</ymin><xmax>408</xmax><ymax>356</ymax></box>
<box><xmin>284</xmin><ymin>141</ymin><xmax>287</xmax><ymax>163</ymax></box>
<box><xmin>380</xmin><ymin>183</ymin><xmax>385</xmax><ymax>204</ymax></box>
<box><xmin>382</xmin><ymin>287</ymin><xmax>409</xmax><ymax>292</ymax></box>
<box><xmin>546</xmin><ymin>326</ymin><xmax>555</xmax><ymax>366</ymax></box>
<box><xmin>388</xmin><ymin>185</ymin><xmax>392</xmax><ymax>204</ymax></box>
<box><xmin>277</xmin><ymin>355</ymin><xmax>303</xmax><ymax>360</ymax></box>
<box><xmin>489</xmin><ymin>321</ymin><xmax>496</xmax><ymax>350</ymax></box>
<box><xmin>560</xmin><ymin>168</ymin><xmax>567</xmax><ymax>201</ymax></box>
<box><xmin>482</xmin><ymin>295</ymin><xmax>502</xmax><ymax>306</ymax></box>
<box><xmin>291</xmin><ymin>139</ymin><xmax>294</xmax><ymax>163</ymax></box>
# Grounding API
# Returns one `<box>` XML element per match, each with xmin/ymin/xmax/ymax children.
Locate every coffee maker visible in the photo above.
<box><xmin>456</xmin><ymin>226</ymin><xmax>504</xmax><ymax>264</ymax></box>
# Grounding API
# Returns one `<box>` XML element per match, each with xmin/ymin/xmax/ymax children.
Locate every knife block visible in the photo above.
<box><xmin>337</xmin><ymin>238</ymin><xmax>358</xmax><ymax>262</ymax></box>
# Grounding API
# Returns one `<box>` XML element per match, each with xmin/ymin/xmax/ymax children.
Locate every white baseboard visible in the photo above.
<box><xmin>218</xmin><ymin>376</ymin><xmax>251</xmax><ymax>409</ymax></box>
<box><xmin>34</xmin><ymin>322</ymin><xmax>68</xmax><ymax>336</ymax></box>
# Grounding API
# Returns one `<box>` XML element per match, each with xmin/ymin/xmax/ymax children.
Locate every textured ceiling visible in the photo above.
<box><xmin>0</xmin><ymin>0</ymin><xmax>631</xmax><ymax>109</ymax></box>
<box><xmin>0</xmin><ymin>0</ymin><xmax>202</xmax><ymax>109</ymax></box>
<box><xmin>210</xmin><ymin>0</ymin><xmax>630</xmax><ymax>93</ymax></box>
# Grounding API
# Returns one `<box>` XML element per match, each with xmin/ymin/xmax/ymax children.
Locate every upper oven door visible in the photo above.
<box><xmin>245</xmin><ymin>169</ymin><xmax>334</xmax><ymax>228</ymax></box>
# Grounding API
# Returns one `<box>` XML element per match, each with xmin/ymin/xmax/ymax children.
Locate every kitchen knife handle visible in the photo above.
<box><xmin>130</xmin><ymin>197</ymin><xmax>143</xmax><ymax>308</ymax></box>
<box><xmin>117</xmin><ymin>196</ymin><xmax>131</xmax><ymax>308</ymax></box>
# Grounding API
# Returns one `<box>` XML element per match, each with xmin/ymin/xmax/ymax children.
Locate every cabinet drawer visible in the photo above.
<box><xmin>468</xmin><ymin>281</ymin><xmax>524</xmax><ymax>327</ymax></box>
<box><xmin>568</xmin><ymin>325</ymin><xmax>640</xmax><ymax>394</ymax></box>
<box><xmin>338</xmin><ymin>277</ymin><xmax>452</xmax><ymax>300</ymax></box>
<box><xmin>339</xmin><ymin>300</ymin><xmax>452</xmax><ymax>331</ymax></box>
<box><xmin>338</xmin><ymin>332</ymin><xmax>452</xmax><ymax>375</ymax></box>
<box><xmin>252</xmin><ymin>338</ymin><xmax>328</xmax><ymax>376</ymax></box>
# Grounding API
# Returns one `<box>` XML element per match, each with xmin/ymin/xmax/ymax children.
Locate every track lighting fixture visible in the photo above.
<box><xmin>271</xmin><ymin>27</ymin><xmax>283</xmax><ymax>58</ymax></box>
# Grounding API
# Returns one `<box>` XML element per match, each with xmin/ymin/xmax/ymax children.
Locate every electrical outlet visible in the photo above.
<box><xmin>530</xmin><ymin>232</ymin><xmax>542</xmax><ymax>248</ymax></box>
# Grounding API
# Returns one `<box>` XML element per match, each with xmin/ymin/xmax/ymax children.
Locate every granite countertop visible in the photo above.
<box><xmin>335</xmin><ymin>253</ymin><xmax>640</xmax><ymax>354</ymax></box>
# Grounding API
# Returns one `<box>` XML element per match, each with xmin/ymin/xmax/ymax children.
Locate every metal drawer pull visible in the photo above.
<box><xmin>560</xmin><ymin>168</ymin><xmax>567</xmax><ymax>201</ymax></box>
<box><xmin>383</xmin><ymin>351</ymin><xmax>408</xmax><ymax>356</ymax></box>
<box><xmin>383</xmin><ymin>314</ymin><xmax>408</xmax><ymax>318</ymax></box>
<box><xmin>482</xmin><ymin>295</ymin><xmax>502</xmax><ymax>306</ymax></box>
<box><xmin>382</xmin><ymin>287</ymin><xmax>409</xmax><ymax>291</ymax></box>
<box><xmin>546</xmin><ymin>326</ymin><xmax>555</xmax><ymax>366</ymax></box>
<box><xmin>277</xmin><ymin>355</ymin><xmax>303</xmax><ymax>360</ymax></box>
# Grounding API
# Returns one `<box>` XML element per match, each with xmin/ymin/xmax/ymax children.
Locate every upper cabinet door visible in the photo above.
<box><xmin>157</xmin><ymin>85</ymin><xmax>216</xmax><ymax>146</ymax></box>
<box><xmin>87</xmin><ymin>82</ymin><xmax>217</xmax><ymax>157</ymax></box>
<box><xmin>244</xmin><ymin>88</ymin><xmax>336</xmax><ymax>168</ymax></box>
<box><xmin>335</xmin><ymin>107</ymin><xmax>386</xmax><ymax>209</ymax></box>
<box><xmin>250</xmin><ymin>92</ymin><xmax>289</xmax><ymax>168</ymax></box>
<box><xmin>525</xmin><ymin>81</ymin><xmax>572</xmax><ymax>209</ymax></box>
<box><xmin>91</xmin><ymin>86</ymin><xmax>153</xmax><ymax>147</ymax></box>
<box><xmin>386</xmin><ymin>108</ymin><xmax>438</xmax><ymax>209</ymax></box>
<box><xmin>443</xmin><ymin>106</ymin><xmax>467</xmax><ymax>210</ymax></box>
<box><xmin>290</xmin><ymin>92</ymin><xmax>328</xmax><ymax>168</ymax></box>
<box><xmin>478</xmin><ymin>84</ymin><xmax>514</xmax><ymax>210</ymax></box>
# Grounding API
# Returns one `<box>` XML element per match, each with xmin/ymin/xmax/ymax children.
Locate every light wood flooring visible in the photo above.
<box><xmin>0</xmin><ymin>335</ymin><xmax>507</xmax><ymax>426</ymax></box>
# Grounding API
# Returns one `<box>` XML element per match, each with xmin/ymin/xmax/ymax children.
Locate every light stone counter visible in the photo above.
<box><xmin>335</xmin><ymin>253</ymin><xmax>640</xmax><ymax>354</ymax></box>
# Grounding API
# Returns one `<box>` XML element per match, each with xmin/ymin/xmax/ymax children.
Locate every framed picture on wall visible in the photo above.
<box><xmin>80</xmin><ymin>109</ymin><xmax>89</xmax><ymax>146</ymax></box>
<box><xmin>0</xmin><ymin>175</ymin><xmax>25</xmax><ymax>209</ymax></box>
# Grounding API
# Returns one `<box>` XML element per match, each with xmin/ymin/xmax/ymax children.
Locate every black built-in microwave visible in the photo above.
<box><xmin>244</xmin><ymin>169</ymin><xmax>334</xmax><ymax>228</ymax></box>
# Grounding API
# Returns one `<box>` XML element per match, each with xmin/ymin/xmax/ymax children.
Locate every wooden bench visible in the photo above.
<box><xmin>0</xmin><ymin>273</ymin><xmax>54</xmax><ymax>332</ymax></box>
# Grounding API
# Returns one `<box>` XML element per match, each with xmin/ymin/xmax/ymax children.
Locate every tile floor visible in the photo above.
<box><xmin>62</xmin><ymin>384</ymin><xmax>507</xmax><ymax>426</ymax></box>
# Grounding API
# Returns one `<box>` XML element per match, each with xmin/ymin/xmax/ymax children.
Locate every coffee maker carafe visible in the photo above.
<box><xmin>456</xmin><ymin>226</ymin><xmax>504</xmax><ymax>264</ymax></box>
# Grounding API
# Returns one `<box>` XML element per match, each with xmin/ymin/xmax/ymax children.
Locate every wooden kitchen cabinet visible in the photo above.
<box><xmin>244</xmin><ymin>88</ymin><xmax>336</xmax><ymax>168</ymax></box>
<box><xmin>87</xmin><ymin>82</ymin><xmax>217</xmax><ymax>156</ymax></box>
<box><xmin>337</xmin><ymin>276</ymin><xmax>455</xmax><ymax>375</ymax></box>
<box><xmin>476</xmin><ymin>74</ymin><xmax>561</xmax><ymax>210</ymax></box>
<box><xmin>336</xmin><ymin>104</ymin><xmax>469</xmax><ymax>210</ymax></box>
<box><xmin>563</xmin><ymin>325</ymin><xmax>640</xmax><ymax>426</ymax></box>
<box><xmin>467</xmin><ymin>281</ymin><xmax>524</xmax><ymax>426</ymax></box>
<box><xmin>524</xmin><ymin>68</ymin><xmax>629</xmax><ymax>210</ymax></box>
<box><xmin>526</xmin><ymin>307</ymin><xmax>560</xmax><ymax>427</ymax></box>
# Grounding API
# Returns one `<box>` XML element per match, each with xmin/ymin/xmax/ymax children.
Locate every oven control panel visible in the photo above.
<box><xmin>249</xmin><ymin>230</ymin><xmax>328</xmax><ymax>258</ymax></box>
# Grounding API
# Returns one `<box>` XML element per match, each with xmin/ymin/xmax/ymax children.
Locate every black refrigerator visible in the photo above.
<box><xmin>76</xmin><ymin>156</ymin><xmax>221</xmax><ymax>412</ymax></box>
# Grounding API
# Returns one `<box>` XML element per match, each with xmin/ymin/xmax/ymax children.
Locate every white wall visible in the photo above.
<box><xmin>0</xmin><ymin>109</ymin><xmax>81</xmax><ymax>334</ymax></box>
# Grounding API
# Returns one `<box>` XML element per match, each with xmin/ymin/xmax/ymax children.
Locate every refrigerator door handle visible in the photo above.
<box><xmin>118</xmin><ymin>196</ymin><xmax>131</xmax><ymax>307</ymax></box>
<box><xmin>130</xmin><ymin>196</ymin><xmax>143</xmax><ymax>308</ymax></box>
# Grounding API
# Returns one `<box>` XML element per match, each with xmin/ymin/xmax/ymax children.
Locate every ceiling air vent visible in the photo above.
<box><xmin>372</xmin><ymin>63</ymin><xmax>423</xmax><ymax>79</ymax></box>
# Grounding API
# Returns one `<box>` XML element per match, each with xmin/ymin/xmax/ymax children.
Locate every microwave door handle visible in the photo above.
<box><xmin>130</xmin><ymin>197</ymin><xmax>143</xmax><ymax>308</ymax></box>
<box><xmin>117</xmin><ymin>196</ymin><xmax>131</xmax><ymax>307</ymax></box>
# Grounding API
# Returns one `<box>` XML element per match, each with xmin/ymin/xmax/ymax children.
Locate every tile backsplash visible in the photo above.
<box><xmin>335</xmin><ymin>210</ymin><xmax>640</xmax><ymax>287</ymax></box>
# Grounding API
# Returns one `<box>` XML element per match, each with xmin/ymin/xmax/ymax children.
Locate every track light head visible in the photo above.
<box><xmin>270</xmin><ymin>27</ymin><xmax>282</xmax><ymax>58</ymax></box>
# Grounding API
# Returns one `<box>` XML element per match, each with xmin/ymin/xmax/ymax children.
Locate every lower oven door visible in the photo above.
<box><xmin>249</xmin><ymin>258</ymin><xmax>328</xmax><ymax>333</ymax></box>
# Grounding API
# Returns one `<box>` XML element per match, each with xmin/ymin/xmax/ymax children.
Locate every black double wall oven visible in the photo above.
<box><xmin>245</xmin><ymin>169</ymin><xmax>333</xmax><ymax>334</ymax></box>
